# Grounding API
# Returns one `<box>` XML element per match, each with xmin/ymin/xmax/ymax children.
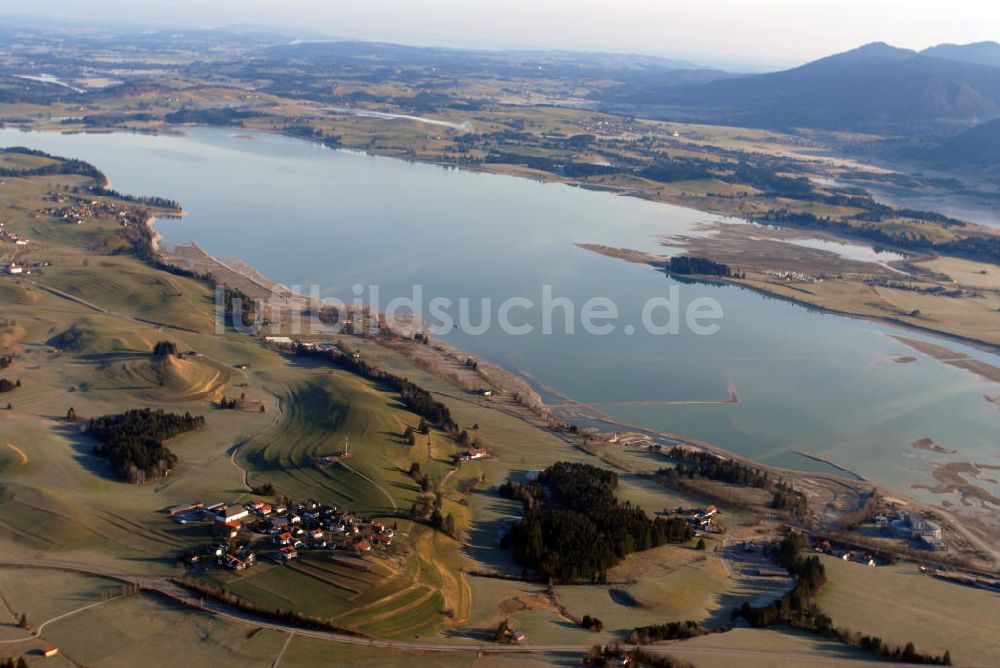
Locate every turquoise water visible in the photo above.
<box><xmin>2</xmin><ymin>126</ymin><xmax>997</xmax><ymax>508</ymax></box>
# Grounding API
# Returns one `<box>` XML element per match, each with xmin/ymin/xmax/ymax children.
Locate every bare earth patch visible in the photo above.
<box><xmin>912</xmin><ymin>437</ymin><xmax>957</xmax><ymax>455</ymax></box>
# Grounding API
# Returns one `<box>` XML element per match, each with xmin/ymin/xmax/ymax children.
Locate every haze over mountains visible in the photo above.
<box><xmin>603</xmin><ymin>41</ymin><xmax>1000</xmax><ymax>136</ymax></box>
<box><xmin>931</xmin><ymin>116</ymin><xmax>1000</xmax><ymax>171</ymax></box>
<box><xmin>921</xmin><ymin>42</ymin><xmax>1000</xmax><ymax>69</ymax></box>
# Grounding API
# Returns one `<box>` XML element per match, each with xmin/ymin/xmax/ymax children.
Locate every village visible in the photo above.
<box><xmin>40</xmin><ymin>190</ymin><xmax>160</xmax><ymax>229</ymax></box>
<box><xmin>170</xmin><ymin>498</ymin><xmax>397</xmax><ymax>573</ymax></box>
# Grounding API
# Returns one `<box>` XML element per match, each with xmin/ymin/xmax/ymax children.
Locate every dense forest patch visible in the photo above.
<box><xmin>500</xmin><ymin>461</ymin><xmax>692</xmax><ymax>582</ymax></box>
<box><xmin>85</xmin><ymin>408</ymin><xmax>204</xmax><ymax>483</ymax></box>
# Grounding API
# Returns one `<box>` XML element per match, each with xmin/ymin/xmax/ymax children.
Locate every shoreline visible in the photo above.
<box><xmin>579</xmin><ymin>243</ymin><xmax>1000</xmax><ymax>355</ymax></box>
<box><xmin>10</xmin><ymin>124</ymin><xmax>997</xmax><ymax>563</ymax></box>
<box><xmin>152</xmin><ymin>240</ymin><xmax>1000</xmax><ymax>567</ymax></box>
<box><xmin>10</xmin><ymin>122</ymin><xmax>1000</xmax><ymax>353</ymax></box>
<box><xmin>155</xmin><ymin>232</ymin><xmax>1000</xmax><ymax>567</ymax></box>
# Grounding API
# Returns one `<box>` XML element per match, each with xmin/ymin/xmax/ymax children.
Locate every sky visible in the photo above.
<box><xmin>8</xmin><ymin>0</ymin><xmax>1000</xmax><ymax>69</ymax></box>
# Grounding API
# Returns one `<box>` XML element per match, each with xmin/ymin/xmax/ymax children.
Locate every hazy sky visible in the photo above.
<box><xmin>9</xmin><ymin>0</ymin><xmax>1000</xmax><ymax>68</ymax></box>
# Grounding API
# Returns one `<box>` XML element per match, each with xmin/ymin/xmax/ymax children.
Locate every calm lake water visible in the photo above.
<box><xmin>2</xmin><ymin>126</ymin><xmax>998</xmax><ymax>508</ymax></box>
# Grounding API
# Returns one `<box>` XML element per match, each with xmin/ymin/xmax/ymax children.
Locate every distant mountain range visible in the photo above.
<box><xmin>600</xmin><ymin>41</ymin><xmax>1000</xmax><ymax>133</ymax></box>
<box><xmin>262</xmin><ymin>40</ymin><xmax>725</xmax><ymax>83</ymax></box>
<box><xmin>921</xmin><ymin>42</ymin><xmax>1000</xmax><ymax>69</ymax></box>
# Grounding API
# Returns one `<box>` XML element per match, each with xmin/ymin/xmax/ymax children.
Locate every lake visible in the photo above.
<box><xmin>2</xmin><ymin>125</ymin><xmax>998</xmax><ymax>510</ymax></box>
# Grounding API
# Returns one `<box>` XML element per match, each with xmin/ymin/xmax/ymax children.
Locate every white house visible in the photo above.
<box><xmin>221</xmin><ymin>505</ymin><xmax>249</xmax><ymax>524</ymax></box>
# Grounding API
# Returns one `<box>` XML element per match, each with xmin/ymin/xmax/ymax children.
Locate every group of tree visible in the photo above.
<box><xmin>583</xmin><ymin>645</ymin><xmax>694</xmax><ymax>668</ymax></box>
<box><xmin>665</xmin><ymin>256</ymin><xmax>731</xmax><ymax>277</ymax></box>
<box><xmin>221</xmin><ymin>286</ymin><xmax>260</xmax><ymax>330</ymax></box>
<box><xmin>85</xmin><ymin>408</ymin><xmax>205</xmax><ymax>483</ymax></box>
<box><xmin>770</xmin><ymin>480</ymin><xmax>809</xmax><ymax>517</ymax></box>
<box><xmin>655</xmin><ymin>448</ymin><xmax>809</xmax><ymax>520</ymax></box>
<box><xmin>723</xmin><ymin>160</ymin><xmax>813</xmax><ymax>198</ymax></box>
<box><xmin>500</xmin><ymin>462</ymin><xmax>692</xmax><ymax>582</ymax></box>
<box><xmin>733</xmin><ymin>532</ymin><xmax>950</xmax><ymax>665</ymax></box>
<box><xmin>250</xmin><ymin>481</ymin><xmax>275</xmax><ymax>496</ymax></box>
<box><xmin>627</xmin><ymin>619</ymin><xmax>706</xmax><ymax>644</ymax></box>
<box><xmin>164</xmin><ymin>107</ymin><xmax>258</xmax><ymax>127</ymax></box>
<box><xmin>758</xmin><ymin>207</ymin><xmax>1000</xmax><ymax>265</ymax></box>
<box><xmin>152</xmin><ymin>340</ymin><xmax>178</xmax><ymax>356</ymax></box>
<box><xmin>0</xmin><ymin>147</ymin><xmax>105</xmax><ymax>180</ymax></box>
<box><xmin>172</xmin><ymin>576</ymin><xmax>364</xmax><ymax>637</ymax></box>
<box><xmin>216</xmin><ymin>392</ymin><xmax>263</xmax><ymax>412</ymax></box>
<box><xmin>734</xmin><ymin>532</ymin><xmax>827</xmax><ymax>627</ymax></box>
<box><xmin>0</xmin><ymin>378</ymin><xmax>20</xmax><ymax>393</ymax></box>
<box><xmin>664</xmin><ymin>446</ymin><xmax>769</xmax><ymax>487</ymax></box>
<box><xmin>0</xmin><ymin>355</ymin><xmax>12</xmax><ymax>370</ymax></box>
<box><xmin>639</xmin><ymin>156</ymin><xmax>716</xmax><ymax>183</ymax></box>
<box><xmin>580</xmin><ymin>614</ymin><xmax>604</xmax><ymax>632</ymax></box>
<box><xmin>0</xmin><ymin>657</ymin><xmax>27</xmax><ymax>668</ymax></box>
<box><xmin>86</xmin><ymin>184</ymin><xmax>181</xmax><ymax>211</ymax></box>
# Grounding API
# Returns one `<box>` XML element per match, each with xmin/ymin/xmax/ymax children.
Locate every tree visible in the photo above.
<box><xmin>493</xmin><ymin>618</ymin><xmax>514</xmax><ymax>642</ymax></box>
<box><xmin>152</xmin><ymin>340</ymin><xmax>178</xmax><ymax>356</ymax></box>
<box><xmin>17</xmin><ymin>613</ymin><xmax>27</xmax><ymax>628</ymax></box>
<box><xmin>443</xmin><ymin>513</ymin><xmax>456</xmax><ymax>537</ymax></box>
<box><xmin>66</xmin><ymin>406</ymin><xmax>77</xmax><ymax>421</ymax></box>
<box><xmin>696</xmin><ymin>538</ymin><xmax>706</xmax><ymax>550</ymax></box>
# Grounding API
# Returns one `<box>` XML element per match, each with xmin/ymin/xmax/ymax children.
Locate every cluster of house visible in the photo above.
<box><xmin>270</xmin><ymin>338</ymin><xmax>361</xmax><ymax>358</ymax></box>
<box><xmin>875</xmin><ymin>510</ymin><xmax>947</xmax><ymax>551</ymax></box>
<box><xmin>175</xmin><ymin>498</ymin><xmax>396</xmax><ymax>570</ymax></box>
<box><xmin>4</xmin><ymin>258</ymin><xmax>51</xmax><ymax>275</ymax></box>
<box><xmin>0</xmin><ymin>225</ymin><xmax>30</xmax><ymax>245</ymax></box>
<box><xmin>767</xmin><ymin>270</ymin><xmax>822</xmax><ymax>283</ymax></box>
<box><xmin>188</xmin><ymin>542</ymin><xmax>259</xmax><ymax>571</ymax></box>
<box><xmin>607</xmin><ymin>432</ymin><xmax>654</xmax><ymax>448</ymax></box>
<box><xmin>813</xmin><ymin>540</ymin><xmax>880</xmax><ymax>567</ymax></box>
<box><xmin>41</xmin><ymin>192</ymin><xmax>140</xmax><ymax>226</ymax></box>
<box><xmin>665</xmin><ymin>504</ymin><xmax>718</xmax><ymax>534</ymax></box>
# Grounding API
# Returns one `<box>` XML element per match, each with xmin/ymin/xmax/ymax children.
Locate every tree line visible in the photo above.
<box><xmin>654</xmin><ymin>447</ymin><xmax>809</xmax><ymax>520</ymax></box>
<box><xmin>734</xmin><ymin>532</ymin><xmax>950</xmax><ymax>665</ymax></box>
<box><xmin>0</xmin><ymin>147</ymin><xmax>105</xmax><ymax>180</ymax></box>
<box><xmin>663</xmin><ymin>446</ymin><xmax>769</xmax><ymax>487</ymax></box>
<box><xmin>664</xmin><ymin>256</ymin><xmax>732</xmax><ymax>277</ymax></box>
<box><xmin>500</xmin><ymin>462</ymin><xmax>692</xmax><ymax>582</ymax></box>
<box><xmin>86</xmin><ymin>408</ymin><xmax>205</xmax><ymax>483</ymax></box>
<box><xmin>171</xmin><ymin>576</ymin><xmax>366</xmax><ymax>638</ymax></box>
<box><xmin>758</xmin><ymin>207</ymin><xmax>1000</xmax><ymax>265</ymax></box>
<box><xmin>296</xmin><ymin>345</ymin><xmax>459</xmax><ymax>433</ymax></box>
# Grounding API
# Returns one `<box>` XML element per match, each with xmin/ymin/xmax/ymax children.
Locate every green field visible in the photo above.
<box><xmin>817</xmin><ymin>555</ymin><xmax>1000</xmax><ymax>666</ymax></box>
<box><xmin>2</xmin><ymin>148</ymin><xmax>971</xmax><ymax>666</ymax></box>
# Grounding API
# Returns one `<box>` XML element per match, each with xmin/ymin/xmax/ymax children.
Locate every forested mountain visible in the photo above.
<box><xmin>922</xmin><ymin>41</ymin><xmax>1000</xmax><ymax>69</ymax></box>
<box><xmin>601</xmin><ymin>42</ymin><xmax>1000</xmax><ymax>132</ymax></box>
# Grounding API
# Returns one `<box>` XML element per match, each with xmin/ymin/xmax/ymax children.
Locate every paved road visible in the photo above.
<box><xmin>0</xmin><ymin>558</ymin><xmax>887</xmax><ymax>664</ymax></box>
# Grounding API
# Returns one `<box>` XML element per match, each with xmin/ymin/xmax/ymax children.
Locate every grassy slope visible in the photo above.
<box><xmin>817</xmin><ymin>555</ymin><xmax>1000</xmax><ymax>666</ymax></box>
<box><xmin>1</xmin><ymin>149</ymin><xmax>968</xmax><ymax>663</ymax></box>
